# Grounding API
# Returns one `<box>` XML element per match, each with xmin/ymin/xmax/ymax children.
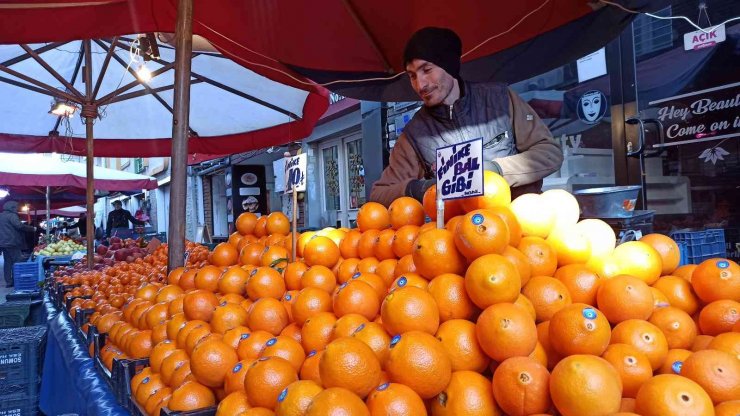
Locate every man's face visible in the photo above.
<box><xmin>406</xmin><ymin>59</ymin><xmax>455</xmax><ymax>107</ymax></box>
<box><xmin>113</xmin><ymin>204</ymin><xmax>121</xmax><ymax>210</ymax></box>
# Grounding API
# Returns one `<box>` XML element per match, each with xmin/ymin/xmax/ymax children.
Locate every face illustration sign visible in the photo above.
<box><xmin>578</xmin><ymin>90</ymin><xmax>607</xmax><ymax>124</ymax></box>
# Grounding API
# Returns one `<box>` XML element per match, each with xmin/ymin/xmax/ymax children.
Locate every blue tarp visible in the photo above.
<box><xmin>39</xmin><ymin>294</ymin><xmax>127</xmax><ymax>416</ymax></box>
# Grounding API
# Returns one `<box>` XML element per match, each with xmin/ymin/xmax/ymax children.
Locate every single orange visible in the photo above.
<box><xmin>553</xmin><ymin>264</ymin><xmax>601</xmax><ymax>306</ymax></box>
<box><xmin>373</xmin><ymin>229</ymin><xmax>396</xmax><ymax>261</ymax></box>
<box><xmin>338</xmin><ymin>230</ymin><xmax>362</xmax><ymax>259</ymax></box>
<box><xmin>680</xmin><ymin>349</ymin><xmax>740</xmax><ymax>404</ymax></box>
<box><xmin>464</xmin><ymin>253</ymin><xmax>521</xmax><ymax>309</ymax></box>
<box><xmin>291</xmin><ymin>287</ymin><xmax>333</xmax><ymax>326</ymax></box>
<box><xmin>412</xmin><ymin>228</ymin><xmax>466</xmax><ymax>279</ymax></box>
<box><xmin>189</xmin><ymin>338</ymin><xmax>239</xmax><ymax>388</ymax></box>
<box><xmin>601</xmin><ymin>343</ymin><xmax>653</xmax><ymax>398</ymax></box>
<box><xmin>351</xmin><ymin>322</ymin><xmax>391</xmax><ymax>365</ymax></box>
<box><xmin>648</xmin><ymin>306</ymin><xmax>698</xmax><ymax>349</ymax></box>
<box><xmin>167</xmin><ymin>380</ymin><xmax>216</xmax><ymax>412</ymax></box>
<box><xmin>656</xmin><ymin>348</ymin><xmax>693</xmax><ymax>375</ymax></box>
<box><xmin>236</xmin><ymin>330</ymin><xmax>273</xmax><ymax>360</ymax></box>
<box><xmin>303</xmin><ymin>236</ymin><xmax>341</xmax><ymax>268</ymax></box>
<box><xmin>453</xmin><ymin>209</ymin><xmax>509</xmax><ymax>261</ymax></box>
<box><xmin>235</xmin><ymin>212</ymin><xmax>258</xmax><ymax>236</ymax></box>
<box><xmin>492</xmin><ymin>356</ymin><xmax>551</xmax><ymax>416</ymax></box>
<box><xmin>549</xmin><ymin>355</ymin><xmax>622</xmax><ymax>416</ymax></box>
<box><xmin>244</xmin><ymin>357</ymin><xmax>298</xmax><ymax>409</ymax></box>
<box><xmin>427</xmin><ymin>273</ymin><xmax>477</xmax><ymax>322</ymax></box>
<box><xmin>436</xmin><ymin>319</ymin><xmax>490</xmax><ymax>372</ymax></box>
<box><xmin>274</xmin><ymin>380</ymin><xmax>323</xmax><ymax>416</ymax></box>
<box><xmin>333</xmin><ymin>280</ymin><xmax>380</xmax><ymax>321</ymax></box>
<box><xmin>357</xmin><ymin>202</ymin><xmax>391</xmax><ymax>232</ymax></box>
<box><xmin>240</xmin><ymin>243</ymin><xmax>267</xmax><ymax>267</ymax></box>
<box><xmin>596</xmin><ymin>274</ymin><xmax>654</xmax><ymax>324</ymax></box>
<box><xmin>366</xmin><ymin>382</ymin><xmax>426</xmax><ymax>416</ymax></box>
<box><xmin>476</xmin><ymin>302</ymin><xmax>537</xmax><ymax>362</ymax></box>
<box><xmin>260</xmin><ymin>335</ymin><xmax>306</xmax><ymax>373</ymax></box>
<box><xmin>634</xmin><ymin>374</ymin><xmax>714</xmax><ymax>416</ymax></box>
<box><xmin>182</xmin><ymin>290</ymin><xmax>219</xmax><ymax>322</ymax></box>
<box><xmin>652</xmin><ymin>275</ymin><xmax>700</xmax><ymax>315</ymax></box>
<box><xmin>548</xmin><ymin>303</ymin><xmax>611</xmax><ymax>356</ymax></box>
<box><xmin>216</xmin><ymin>391</ymin><xmax>251</xmax><ymax>416</ymax></box>
<box><xmin>430</xmin><ymin>370</ymin><xmax>501</xmax><ymax>416</ymax></box>
<box><xmin>305</xmin><ymin>387</ymin><xmax>370</xmax><ymax>416</ymax></box>
<box><xmin>246</xmin><ymin>266</ymin><xmax>286</xmax><ymax>300</ymax></box>
<box><xmin>320</xmin><ymin>337</ymin><xmax>382</xmax><ymax>398</ymax></box>
<box><xmin>248</xmin><ymin>298</ymin><xmax>289</xmax><ymax>336</ymax></box>
<box><xmin>332</xmin><ymin>314</ymin><xmax>369</xmax><ymax>340</ymax></box>
<box><xmin>380</xmin><ymin>286</ymin><xmax>439</xmax><ymax>335</ymax></box>
<box><xmin>640</xmin><ymin>233</ymin><xmax>681</xmax><ymax>275</ymax></box>
<box><xmin>698</xmin><ymin>299</ymin><xmax>740</xmax><ymax>336</ymax></box>
<box><xmin>299</xmin><ymin>349</ymin><xmax>323</xmax><ymax>385</ymax></box>
<box><xmin>300</xmin><ymin>312</ymin><xmax>337</xmax><ymax>354</ymax></box>
<box><xmin>385</xmin><ymin>331</ymin><xmax>452</xmax><ymax>399</ymax></box>
<box><xmin>517</xmin><ymin>236</ymin><xmax>558</xmax><ymax>277</ymax></box>
<box><xmin>522</xmin><ymin>275</ymin><xmax>573</xmax><ymax>322</ymax></box>
<box><xmin>388</xmin><ymin>196</ymin><xmax>425</xmax><ymax>229</ymax></box>
<box><xmin>422</xmin><ymin>184</ymin><xmax>463</xmax><ymax>223</ymax></box>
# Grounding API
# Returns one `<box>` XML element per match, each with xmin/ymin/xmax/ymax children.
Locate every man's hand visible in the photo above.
<box><xmin>405</xmin><ymin>179</ymin><xmax>435</xmax><ymax>202</ymax></box>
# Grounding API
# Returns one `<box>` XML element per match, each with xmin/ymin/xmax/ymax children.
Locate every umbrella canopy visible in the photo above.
<box><xmin>0</xmin><ymin>153</ymin><xmax>157</xmax><ymax>190</ymax></box>
<box><xmin>0</xmin><ymin>36</ymin><xmax>328</xmax><ymax>157</ymax></box>
<box><xmin>31</xmin><ymin>205</ymin><xmax>87</xmax><ymax>218</ymax></box>
<box><xmin>0</xmin><ymin>0</ymin><xmax>670</xmax><ymax>102</ymax></box>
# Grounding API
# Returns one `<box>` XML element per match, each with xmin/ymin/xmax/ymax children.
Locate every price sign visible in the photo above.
<box><xmin>284</xmin><ymin>153</ymin><xmax>307</xmax><ymax>194</ymax></box>
<box><xmin>435</xmin><ymin>138</ymin><xmax>484</xmax><ymax>200</ymax></box>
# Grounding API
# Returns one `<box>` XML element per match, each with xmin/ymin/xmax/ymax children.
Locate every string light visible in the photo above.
<box><xmin>136</xmin><ymin>62</ymin><xmax>152</xmax><ymax>82</ymax></box>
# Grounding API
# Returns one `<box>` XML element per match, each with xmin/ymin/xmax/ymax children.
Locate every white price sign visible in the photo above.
<box><xmin>435</xmin><ymin>138</ymin><xmax>484</xmax><ymax>200</ymax></box>
<box><xmin>284</xmin><ymin>153</ymin><xmax>307</xmax><ymax>194</ymax></box>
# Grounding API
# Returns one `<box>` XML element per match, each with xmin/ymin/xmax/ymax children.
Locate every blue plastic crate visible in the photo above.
<box><xmin>0</xmin><ymin>392</ymin><xmax>38</xmax><ymax>416</ymax></box>
<box><xmin>0</xmin><ymin>326</ymin><xmax>46</xmax><ymax>398</ymax></box>
<box><xmin>12</xmin><ymin>263</ymin><xmax>40</xmax><ymax>291</ymax></box>
<box><xmin>670</xmin><ymin>228</ymin><xmax>726</xmax><ymax>265</ymax></box>
<box><xmin>0</xmin><ymin>303</ymin><xmax>29</xmax><ymax>329</ymax></box>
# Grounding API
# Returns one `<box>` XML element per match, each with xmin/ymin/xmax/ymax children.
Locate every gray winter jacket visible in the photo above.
<box><xmin>0</xmin><ymin>201</ymin><xmax>35</xmax><ymax>248</ymax></box>
<box><xmin>371</xmin><ymin>81</ymin><xmax>564</xmax><ymax>206</ymax></box>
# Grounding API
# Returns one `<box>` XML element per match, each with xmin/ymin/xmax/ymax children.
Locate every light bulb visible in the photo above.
<box><xmin>137</xmin><ymin>63</ymin><xmax>152</xmax><ymax>82</ymax></box>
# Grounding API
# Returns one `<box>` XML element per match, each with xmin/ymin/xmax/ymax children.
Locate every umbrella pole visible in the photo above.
<box><xmin>83</xmin><ymin>39</ymin><xmax>96</xmax><ymax>269</ymax></box>
<box><xmin>45</xmin><ymin>186</ymin><xmax>51</xmax><ymax>242</ymax></box>
<box><xmin>168</xmin><ymin>0</ymin><xmax>194</xmax><ymax>272</ymax></box>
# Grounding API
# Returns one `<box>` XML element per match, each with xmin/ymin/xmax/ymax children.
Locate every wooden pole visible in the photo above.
<box><xmin>291</xmin><ymin>188</ymin><xmax>297</xmax><ymax>262</ymax></box>
<box><xmin>45</xmin><ymin>186</ymin><xmax>51</xmax><ymax>242</ymax></box>
<box><xmin>167</xmin><ymin>0</ymin><xmax>194</xmax><ymax>272</ymax></box>
<box><xmin>83</xmin><ymin>39</ymin><xmax>95</xmax><ymax>269</ymax></box>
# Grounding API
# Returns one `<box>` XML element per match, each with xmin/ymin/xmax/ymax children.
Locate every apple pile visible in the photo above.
<box><xmin>92</xmin><ymin>236</ymin><xmax>149</xmax><ymax>266</ymax></box>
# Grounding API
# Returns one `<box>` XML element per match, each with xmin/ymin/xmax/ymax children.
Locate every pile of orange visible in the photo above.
<box><xmin>72</xmin><ymin>172</ymin><xmax>740</xmax><ymax>416</ymax></box>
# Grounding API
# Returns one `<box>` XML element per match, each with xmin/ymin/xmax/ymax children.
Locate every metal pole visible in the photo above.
<box><xmin>83</xmin><ymin>40</ymin><xmax>96</xmax><ymax>269</ymax></box>
<box><xmin>168</xmin><ymin>0</ymin><xmax>194</xmax><ymax>272</ymax></box>
<box><xmin>45</xmin><ymin>186</ymin><xmax>50</xmax><ymax>242</ymax></box>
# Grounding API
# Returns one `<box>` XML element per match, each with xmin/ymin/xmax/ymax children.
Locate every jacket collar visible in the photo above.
<box><xmin>422</xmin><ymin>79</ymin><xmax>468</xmax><ymax>121</ymax></box>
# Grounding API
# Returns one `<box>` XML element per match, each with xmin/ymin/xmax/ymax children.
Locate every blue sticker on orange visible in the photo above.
<box><xmin>717</xmin><ymin>260</ymin><xmax>729</xmax><ymax>269</ymax></box>
<box><xmin>471</xmin><ymin>213</ymin><xmax>484</xmax><ymax>225</ymax></box>
<box><xmin>582</xmin><ymin>308</ymin><xmax>597</xmax><ymax>320</ymax></box>
<box><xmin>352</xmin><ymin>272</ymin><xmax>361</xmax><ymax>279</ymax></box>
<box><xmin>390</xmin><ymin>335</ymin><xmax>401</xmax><ymax>347</ymax></box>
<box><xmin>284</xmin><ymin>294</ymin><xmax>292</xmax><ymax>301</ymax></box>
<box><xmin>672</xmin><ymin>361</ymin><xmax>683</xmax><ymax>374</ymax></box>
<box><xmin>142</xmin><ymin>377</ymin><xmax>150</xmax><ymax>384</ymax></box>
<box><xmin>233</xmin><ymin>363</ymin><xmax>242</xmax><ymax>373</ymax></box>
<box><xmin>376</xmin><ymin>383</ymin><xmax>389</xmax><ymax>391</ymax></box>
<box><xmin>353</xmin><ymin>323</ymin><xmax>366</xmax><ymax>334</ymax></box>
<box><xmin>266</xmin><ymin>338</ymin><xmax>277</xmax><ymax>346</ymax></box>
<box><xmin>307</xmin><ymin>350</ymin><xmax>317</xmax><ymax>357</ymax></box>
<box><xmin>241</xmin><ymin>333</ymin><xmax>250</xmax><ymax>340</ymax></box>
<box><xmin>278</xmin><ymin>388</ymin><xmax>288</xmax><ymax>402</ymax></box>
<box><xmin>398</xmin><ymin>277</ymin><xmax>407</xmax><ymax>287</ymax></box>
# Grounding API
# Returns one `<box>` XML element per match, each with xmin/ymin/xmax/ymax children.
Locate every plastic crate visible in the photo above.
<box><xmin>12</xmin><ymin>263</ymin><xmax>40</xmax><ymax>292</ymax></box>
<box><xmin>0</xmin><ymin>303</ymin><xmax>30</xmax><ymax>329</ymax></box>
<box><xmin>116</xmin><ymin>358</ymin><xmax>149</xmax><ymax>411</ymax></box>
<box><xmin>0</xmin><ymin>326</ymin><xmax>46</xmax><ymax>397</ymax></box>
<box><xmin>670</xmin><ymin>228</ymin><xmax>726</xmax><ymax>265</ymax></box>
<box><xmin>0</xmin><ymin>392</ymin><xmax>38</xmax><ymax>416</ymax></box>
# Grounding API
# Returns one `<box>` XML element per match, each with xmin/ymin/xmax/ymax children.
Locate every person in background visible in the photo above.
<box><xmin>66</xmin><ymin>212</ymin><xmax>88</xmax><ymax>238</ymax></box>
<box><xmin>0</xmin><ymin>201</ymin><xmax>36</xmax><ymax>287</ymax></box>
<box><xmin>370</xmin><ymin>27</ymin><xmax>563</xmax><ymax>206</ymax></box>
<box><xmin>106</xmin><ymin>201</ymin><xmax>145</xmax><ymax>239</ymax></box>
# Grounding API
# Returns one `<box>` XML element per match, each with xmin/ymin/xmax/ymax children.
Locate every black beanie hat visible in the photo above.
<box><xmin>403</xmin><ymin>27</ymin><xmax>462</xmax><ymax>79</ymax></box>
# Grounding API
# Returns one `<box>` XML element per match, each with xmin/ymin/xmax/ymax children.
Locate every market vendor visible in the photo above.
<box><xmin>0</xmin><ymin>201</ymin><xmax>36</xmax><ymax>287</ymax></box>
<box><xmin>370</xmin><ymin>27</ymin><xmax>563</xmax><ymax>206</ymax></box>
<box><xmin>106</xmin><ymin>200</ymin><xmax>145</xmax><ymax>239</ymax></box>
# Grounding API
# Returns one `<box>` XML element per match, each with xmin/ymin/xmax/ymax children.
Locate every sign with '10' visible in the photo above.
<box><xmin>436</xmin><ymin>138</ymin><xmax>484</xmax><ymax>200</ymax></box>
<box><xmin>284</xmin><ymin>153</ymin><xmax>307</xmax><ymax>194</ymax></box>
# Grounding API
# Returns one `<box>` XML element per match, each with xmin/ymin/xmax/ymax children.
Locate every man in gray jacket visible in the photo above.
<box><xmin>370</xmin><ymin>27</ymin><xmax>563</xmax><ymax>206</ymax></box>
<box><xmin>0</xmin><ymin>201</ymin><xmax>36</xmax><ymax>287</ymax></box>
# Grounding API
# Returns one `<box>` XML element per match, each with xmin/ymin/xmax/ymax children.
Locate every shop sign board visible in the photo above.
<box><xmin>230</xmin><ymin>165</ymin><xmax>267</xmax><ymax>217</ymax></box>
<box><xmin>284</xmin><ymin>153</ymin><xmax>307</xmax><ymax>193</ymax></box>
<box><xmin>650</xmin><ymin>82</ymin><xmax>740</xmax><ymax>147</ymax></box>
<box><xmin>683</xmin><ymin>24</ymin><xmax>726</xmax><ymax>51</ymax></box>
<box><xmin>435</xmin><ymin>138</ymin><xmax>484</xmax><ymax>200</ymax></box>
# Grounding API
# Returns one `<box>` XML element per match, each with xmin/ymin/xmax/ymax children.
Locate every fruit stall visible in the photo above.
<box><xmin>37</xmin><ymin>174</ymin><xmax>740</xmax><ymax>416</ymax></box>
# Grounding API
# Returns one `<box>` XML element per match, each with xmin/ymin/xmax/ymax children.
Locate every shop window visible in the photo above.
<box><xmin>633</xmin><ymin>6</ymin><xmax>673</xmax><ymax>58</ymax></box>
<box><xmin>322</xmin><ymin>146</ymin><xmax>340</xmax><ymax>211</ymax></box>
<box><xmin>318</xmin><ymin>133</ymin><xmax>365</xmax><ymax>227</ymax></box>
<box><xmin>632</xmin><ymin>0</ymin><xmax>739</xmax><ymax>255</ymax></box>
<box><xmin>346</xmin><ymin>139</ymin><xmax>366</xmax><ymax>209</ymax></box>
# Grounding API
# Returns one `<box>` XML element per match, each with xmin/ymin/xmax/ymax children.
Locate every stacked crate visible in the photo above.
<box><xmin>0</xmin><ymin>326</ymin><xmax>47</xmax><ymax>416</ymax></box>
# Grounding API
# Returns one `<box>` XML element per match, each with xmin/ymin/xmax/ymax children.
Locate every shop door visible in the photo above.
<box><xmin>318</xmin><ymin>133</ymin><xmax>365</xmax><ymax>228</ymax></box>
